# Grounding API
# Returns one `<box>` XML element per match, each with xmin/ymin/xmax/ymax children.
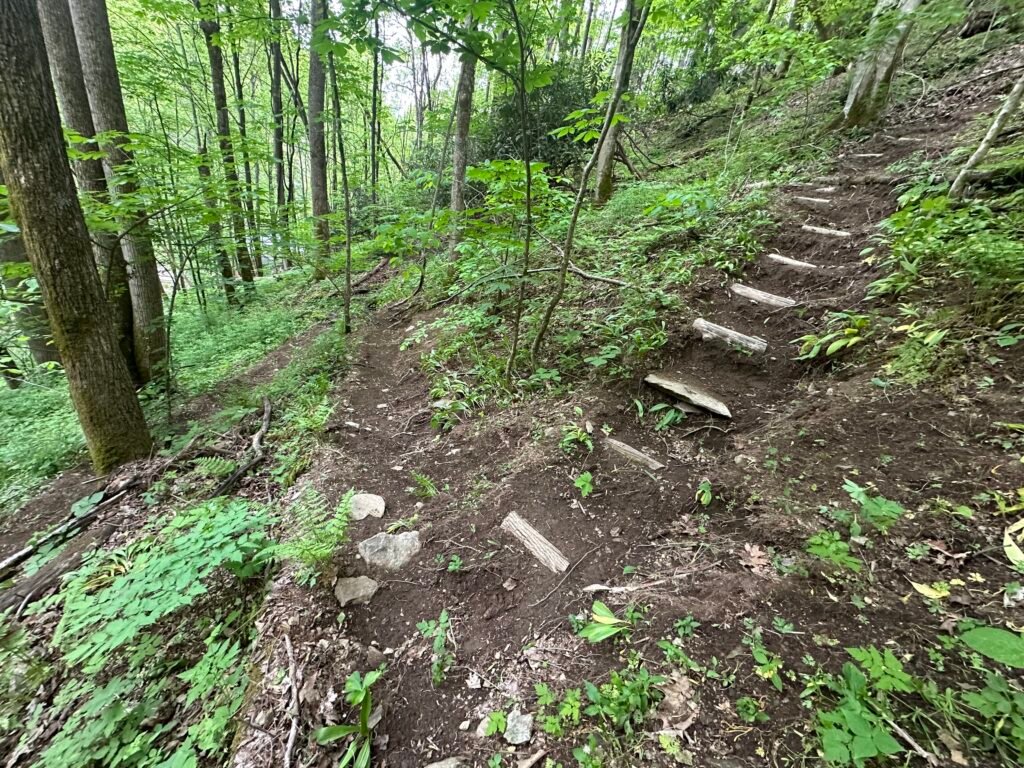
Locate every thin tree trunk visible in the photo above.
<box><xmin>450</xmin><ymin>48</ymin><xmax>477</xmax><ymax>251</ymax></box>
<box><xmin>837</xmin><ymin>0</ymin><xmax>923</xmax><ymax>128</ymax></box>
<box><xmin>198</xmin><ymin>144</ymin><xmax>238</xmax><ymax>305</ymax></box>
<box><xmin>328</xmin><ymin>51</ymin><xmax>354</xmax><ymax>332</ymax></box>
<box><xmin>594</xmin><ymin>0</ymin><xmax>650</xmax><ymax>204</ymax></box>
<box><xmin>0</xmin><ymin>0</ymin><xmax>151</xmax><ymax>470</ymax></box>
<box><xmin>370</xmin><ymin>18</ymin><xmax>380</xmax><ymax>210</ymax></box>
<box><xmin>308</xmin><ymin>0</ymin><xmax>331</xmax><ymax>280</ymax></box>
<box><xmin>231</xmin><ymin>41</ymin><xmax>263</xmax><ymax>276</ymax></box>
<box><xmin>950</xmin><ymin>71</ymin><xmax>1024</xmax><ymax>198</ymax></box>
<box><xmin>196</xmin><ymin>0</ymin><xmax>255</xmax><ymax>291</ymax></box>
<box><xmin>580</xmin><ymin>0</ymin><xmax>596</xmax><ymax>59</ymax></box>
<box><xmin>37</xmin><ymin>0</ymin><xmax>138</xmax><ymax>384</ymax></box>
<box><xmin>268</xmin><ymin>0</ymin><xmax>286</xmax><ymax>264</ymax></box>
<box><xmin>67</xmin><ymin>0</ymin><xmax>167</xmax><ymax>383</ymax></box>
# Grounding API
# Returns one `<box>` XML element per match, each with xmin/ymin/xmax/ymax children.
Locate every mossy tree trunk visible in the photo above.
<box><xmin>0</xmin><ymin>0</ymin><xmax>151</xmax><ymax>471</ymax></box>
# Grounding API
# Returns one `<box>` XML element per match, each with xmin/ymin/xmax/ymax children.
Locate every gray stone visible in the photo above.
<box><xmin>504</xmin><ymin>709</ymin><xmax>533</xmax><ymax>746</ymax></box>
<box><xmin>334</xmin><ymin>576</ymin><xmax>379</xmax><ymax>607</ymax></box>
<box><xmin>350</xmin><ymin>493</ymin><xmax>386</xmax><ymax>521</ymax></box>
<box><xmin>358</xmin><ymin>531</ymin><xmax>421</xmax><ymax>570</ymax></box>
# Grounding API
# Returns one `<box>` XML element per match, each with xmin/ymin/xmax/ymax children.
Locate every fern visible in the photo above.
<box><xmin>279</xmin><ymin>486</ymin><xmax>353</xmax><ymax>584</ymax></box>
<box><xmin>192</xmin><ymin>455</ymin><xmax>236</xmax><ymax>478</ymax></box>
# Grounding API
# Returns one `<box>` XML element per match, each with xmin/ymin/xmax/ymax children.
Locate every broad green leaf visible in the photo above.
<box><xmin>960</xmin><ymin>626</ymin><xmax>1024</xmax><ymax>668</ymax></box>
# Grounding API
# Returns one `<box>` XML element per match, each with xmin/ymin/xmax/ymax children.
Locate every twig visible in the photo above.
<box><xmin>530</xmin><ymin>545</ymin><xmax>600</xmax><ymax>607</ymax></box>
<box><xmin>207</xmin><ymin>397</ymin><xmax>272</xmax><ymax>498</ymax></box>
<box><xmin>882</xmin><ymin>715</ymin><xmax>937</xmax><ymax>766</ymax></box>
<box><xmin>582</xmin><ymin>565</ymin><xmax>719</xmax><ymax>594</ymax></box>
<box><xmin>283</xmin><ymin>634</ymin><xmax>301</xmax><ymax>768</ymax></box>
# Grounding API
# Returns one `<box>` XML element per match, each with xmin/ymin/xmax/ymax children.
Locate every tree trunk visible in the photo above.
<box><xmin>950</xmin><ymin>70</ymin><xmax>1024</xmax><ymax>198</ymax></box>
<box><xmin>450</xmin><ymin>51</ymin><xmax>477</xmax><ymax>219</ymax></box>
<box><xmin>837</xmin><ymin>0</ymin><xmax>923</xmax><ymax>128</ymax></box>
<box><xmin>195</xmin><ymin>0</ymin><xmax>255</xmax><ymax>290</ymax></box>
<box><xmin>268</xmin><ymin>0</ymin><xmax>286</xmax><ymax>254</ymax></box>
<box><xmin>198</xmin><ymin>144</ymin><xmax>238</xmax><ymax>305</ymax></box>
<box><xmin>231</xmin><ymin>42</ymin><xmax>263</xmax><ymax>276</ymax></box>
<box><xmin>67</xmin><ymin>0</ymin><xmax>166</xmax><ymax>384</ymax></box>
<box><xmin>369</xmin><ymin>19</ymin><xmax>380</xmax><ymax>210</ymax></box>
<box><xmin>328</xmin><ymin>51</ymin><xmax>354</xmax><ymax>332</ymax></box>
<box><xmin>594</xmin><ymin>0</ymin><xmax>650</xmax><ymax>204</ymax></box>
<box><xmin>37</xmin><ymin>0</ymin><xmax>139</xmax><ymax>385</ymax></box>
<box><xmin>580</xmin><ymin>0</ymin><xmax>596</xmax><ymax>59</ymax></box>
<box><xmin>0</xmin><ymin>225</ymin><xmax>61</xmax><ymax>366</ymax></box>
<box><xmin>308</xmin><ymin>0</ymin><xmax>331</xmax><ymax>281</ymax></box>
<box><xmin>0</xmin><ymin>0</ymin><xmax>151</xmax><ymax>471</ymax></box>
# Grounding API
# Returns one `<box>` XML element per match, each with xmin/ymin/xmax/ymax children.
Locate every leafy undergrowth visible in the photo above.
<box><xmin>0</xmin><ymin>272</ymin><xmax>330</xmax><ymax>514</ymax></box>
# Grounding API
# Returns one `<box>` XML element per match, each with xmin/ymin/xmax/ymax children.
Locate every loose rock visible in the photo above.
<box><xmin>357</xmin><ymin>531</ymin><xmax>421</xmax><ymax>570</ymax></box>
<box><xmin>504</xmin><ymin>709</ymin><xmax>533</xmax><ymax>745</ymax></box>
<box><xmin>350</xmin><ymin>493</ymin><xmax>386</xmax><ymax>521</ymax></box>
<box><xmin>334</xmin><ymin>576</ymin><xmax>379</xmax><ymax>607</ymax></box>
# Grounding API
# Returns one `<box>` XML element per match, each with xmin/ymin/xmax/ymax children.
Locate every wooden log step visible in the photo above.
<box><xmin>644</xmin><ymin>373</ymin><xmax>732</xmax><ymax>418</ymax></box>
<box><xmin>793</xmin><ymin>195</ymin><xmax>831</xmax><ymax>208</ymax></box>
<box><xmin>851</xmin><ymin>152</ymin><xmax>884</xmax><ymax>158</ymax></box>
<box><xmin>814</xmin><ymin>186</ymin><xmax>836</xmax><ymax>194</ymax></box>
<box><xmin>605</xmin><ymin>438</ymin><xmax>665</xmax><ymax>471</ymax></box>
<box><xmin>801</xmin><ymin>224</ymin><xmax>852</xmax><ymax>238</ymax></box>
<box><xmin>501</xmin><ymin>513</ymin><xmax>569</xmax><ymax>573</ymax></box>
<box><xmin>693</xmin><ymin>319</ymin><xmax>767</xmax><ymax>354</ymax></box>
<box><xmin>730</xmin><ymin>283</ymin><xmax>796</xmax><ymax>308</ymax></box>
<box><xmin>765</xmin><ymin>252</ymin><xmax>818</xmax><ymax>270</ymax></box>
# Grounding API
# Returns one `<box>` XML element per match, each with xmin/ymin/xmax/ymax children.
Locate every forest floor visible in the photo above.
<box><xmin>3</xmin><ymin>49</ymin><xmax>1024</xmax><ymax>768</ymax></box>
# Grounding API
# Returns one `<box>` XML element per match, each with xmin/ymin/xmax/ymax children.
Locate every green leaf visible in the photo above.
<box><xmin>960</xmin><ymin>626</ymin><xmax>1024</xmax><ymax>668</ymax></box>
<box><xmin>578</xmin><ymin>622</ymin><xmax>623</xmax><ymax>643</ymax></box>
<box><xmin>316</xmin><ymin>724</ymin><xmax>359</xmax><ymax>744</ymax></box>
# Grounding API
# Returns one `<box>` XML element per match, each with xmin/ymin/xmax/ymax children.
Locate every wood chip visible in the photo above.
<box><xmin>604</xmin><ymin>437</ymin><xmax>665</xmax><ymax>470</ymax></box>
<box><xmin>501</xmin><ymin>513</ymin><xmax>569</xmax><ymax>573</ymax></box>
<box><xmin>693</xmin><ymin>318</ymin><xmax>767</xmax><ymax>353</ymax></box>
<box><xmin>801</xmin><ymin>224</ymin><xmax>852</xmax><ymax>238</ymax></box>
<box><xmin>643</xmin><ymin>373</ymin><xmax>731</xmax><ymax>418</ymax></box>
<box><xmin>730</xmin><ymin>283</ymin><xmax>796</xmax><ymax>308</ymax></box>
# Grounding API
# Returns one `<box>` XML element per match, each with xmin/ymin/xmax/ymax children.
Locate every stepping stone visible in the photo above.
<box><xmin>501</xmin><ymin>513</ymin><xmax>568</xmax><ymax>573</ymax></box>
<box><xmin>357</xmin><ymin>531</ymin><xmax>421</xmax><ymax>570</ymax></box>
<box><xmin>350</xmin><ymin>493</ymin><xmax>385</xmax><ymax>521</ymax></box>
<box><xmin>605</xmin><ymin>437</ymin><xmax>665</xmax><ymax>470</ymax></box>
<box><xmin>801</xmin><ymin>224</ymin><xmax>851</xmax><ymax>238</ymax></box>
<box><xmin>643</xmin><ymin>373</ymin><xmax>731</xmax><ymax>418</ymax></box>
<box><xmin>730</xmin><ymin>283</ymin><xmax>796</xmax><ymax>309</ymax></box>
<box><xmin>693</xmin><ymin>318</ymin><xmax>767</xmax><ymax>354</ymax></box>
<box><xmin>766</xmin><ymin>253</ymin><xmax>818</xmax><ymax>270</ymax></box>
<box><xmin>793</xmin><ymin>195</ymin><xmax>831</xmax><ymax>208</ymax></box>
<box><xmin>334</xmin><ymin>576</ymin><xmax>379</xmax><ymax>607</ymax></box>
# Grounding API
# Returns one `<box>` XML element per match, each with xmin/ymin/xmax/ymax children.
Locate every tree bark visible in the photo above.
<box><xmin>308</xmin><ymin>0</ymin><xmax>331</xmax><ymax>280</ymax></box>
<box><xmin>837</xmin><ymin>0</ymin><xmax>923</xmax><ymax>128</ymax></box>
<box><xmin>198</xmin><ymin>143</ymin><xmax>238</xmax><ymax>305</ymax></box>
<box><xmin>450</xmin><ymin>50</ymin><xmax>477</xmax><ymax>218</ymax></box>
<box><xmin>0</xmin><ymin>0</ymin><xmax>151</xmax><ymax>471</ymax></box>
<box><xmin>195</xmin><ymin>0</ymin><xmax>255</xmax><ymax>290</ymax></box>
<box><xmin>231</xmin><ymin>42</ymin><xmax>263</xmax><ymax>276</ymax></box>
<box><xmin>950</xmin><ymin>70</ymin><xmax>1024</xmax><ymax>198</ymax></box>
<box><xmin>594</xmin><ymin>0</ymin><xmax>650</xmax><ymax>204</ymax></box>
<box><xmin>67</xmin><ymin>0</ymin><xmax>167</xmax><ymax>383</ymax></box>
<box><xmin>328</xmin><ymin>51</ymin><xmax>354</xmax><ymax>332</ymax></box>
<box><xmin>37</xmin><ymin>0</ymin><xmax>139</xmax><ymax>385</ymax></box>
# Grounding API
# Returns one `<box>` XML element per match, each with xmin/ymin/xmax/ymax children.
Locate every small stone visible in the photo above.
<box><xmin>502</xmin><ymin>578</ymin><xmax>518</xmax><ymax>591</ymax></box>
<box><xmin>357</xmin><ymin>531</ymin><xmax>422</xmax><ymax>570</ymax></box>
<box><xmin>376</xmin><ymin>403</ymin><xmax>387</xmax><ymax>409</ymax></box>
<box><xmin>344</xmin><ymin>421</ymin><xmax>360</xmax><ymax>429</ymax></box>
<box><xmin>475</xmin><ymin>718</ymin><xmax>490</xmax><ymax>739</ymax></box>
<box><xmin>504</xmin><ymin>709</ymin><xmax>533</xmax><ymax>746</ymax></box>
<box><xmin>610</xmin><ymin>527</ymin><xmax>622</xmax><ymax>538</ymax></box>
<box><xmin>459</xmin><ymin>720</ymin><xmax>470</xmax><ymax>731</ymax></box>
<box><xmin>424</xmin><ymin>759</ymin><xmax>467</xmax><ymax>768</ymax></box>
<box><xmin>334</xmin><ymin>576</ymin><xmax>379</xmax><ymax>607</ymax></box>
<box><xmin>350</xmin><ymin>493</ymin><xmax>386</xmax><ymax>521</ymax></box>
<box><xmin>365</xmin><ymin>646</ymin><xmax>386</xmax><ymax>668</ymax></box>
<box><xmin>466</xmin><ymin>672</ymin><xmax>482</xmax><ymax>689</ymax></box>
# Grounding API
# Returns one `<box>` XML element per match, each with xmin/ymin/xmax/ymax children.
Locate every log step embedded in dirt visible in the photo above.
<box><xmin>693</xmin><ymin>318</ymin><xmax>767</xmax><ymax>354</ymax></box>
<box><xmin>604</xmin><ymin>437</ymin><xmax>666</xmax><ymax>471</ymax></box>
<box><xmin>643</xmin><ymin>373</ymin><xmax>732</xmax><ymax>418</ymax></box>
<box><xmin>792</xmin><ymin>195</ymin><xmax>831</xmax><ymax>208</ymax></box>
<box><xmin>765</xmin><ymin>253</ymin><xmax>818</xmax><ymax>270</ymax></box>
<box><xmin>801</xmin><ymin>224</ymin><xmax>852</xmax><ymax>238</ymax></box>
<box><xmin>501</xmin><ymin>513</ymin><xmax>569</xmax><ymax>573</ymax></box>
<box><xmin>730</xmin><ymin>283</ymin><xmax>796</xmax><ymax>309</ymax></box>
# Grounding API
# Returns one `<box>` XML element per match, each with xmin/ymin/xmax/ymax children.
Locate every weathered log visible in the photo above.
<box><xmin>693</xmin><ymin>318</ymin><xmax>767</xmax><ymax>353</ymax></box>
<box><xmin>730</xmin><ymin>283</ymin><xmax>796</xmax><ymax>308</ymax></box>
<box><xmin>501</xmin><ymin>513</ymin><xmax>569</xmax><ymax>573</ymax></box>
<box><xmin>765</xmin><ymin>253</ymin><xmax>818</xmax><ymax>270</ymax></box>
<box><xmin>643</xmin><ymin>373</ymin><xmax>731</xmax><ymax>418</ymax></box>
<box><xmin>604</xmin><ymin>437</ymin><xmax>665</xmax><ymax>470</ymax></box>
<box><xmin>801</xmin><ymin>224</ymin><xmax>852</xmax><ymax>238</ymax></box>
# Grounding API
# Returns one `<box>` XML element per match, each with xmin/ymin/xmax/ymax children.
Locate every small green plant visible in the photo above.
<box><xmin>795</xmin><ymin>312</ymin><xmax>872</xmax><ymax>360</ymax></box>
<box><xmin>695</xmin><ymin>480</ymin><xmax>714</xmax><ymax>507</ymax></box>
<box><xmin>744</xmin><ymin>624</ymin><xmax>784</xmax><ymax>692</ymax></box>
<box><xmin>651</xmin><ymin>402</ymin><xmax>686</xmax><ymax>431</ymax></box>
<box><xmin>387</xmin><ymin>514</ymin><xmax>419</xmax><ymax>533</ymax></box>
<box><xmin>279</xmin><ymin>487</ymin><xmax>353</xmax><ymax>586</ymax></box>
<box><xmin>806</xmin><ymin>531</ymin><xmax>862</xmax><ymax>572</ymax></box>
<box><xmin>417</xmin><ymin>609</ymin><xmax>454</xmax><ymax>686</ymax></box>
<box><xmin>772</xmin><ymin>616</ymin><xmax>797</xmax><ymax>635</ymax></box>
<box><xmin>577</xmin><ymin>601</ymin><xmax>633</xmax><ymax>644</ymax></box>
<box><xmin>574</xmin><ymin>471</ymin><xmax>594</xmax><ymax>497</ymax></box>
<box><xmin>192</xmin><ymin>455</ymin><xmax>236</xmax><ymax>479</ymax></box>
<box><xmin>560</xmin><ymin>421</ymin><xmax>594</xmax><ymax>453</ymax></box>
<box><xmin>409</xmin><ymin>471</ymin><xmax>438</xmax><ymax>499</ymax></box>
<box><xmin>674</xmin><ymin>615</ymin><xmax>701</xmax><ymax>638</ymax></box>
<box><xmin>315</xmin><ymin>667</ymin><xmax>384</xmax><ymax>768</ymax></box>
<box><xmin>815</xmin><ymin>662</ymin><xmax>903</xmax><ymax>767</ymax></box>
<box><xmin>446</xmin><ymin>554</ymin><xmax>464</xmax><ymax>573</ymax></box>
<box><xmin>582</xmin><ymin>659</ymin><xmax>665</xmax><ymax>736</ymax></box>
<box><xmin>484</xmin><ymin>709</ymin><xmax>507</xmax><ymax>736</ymax></box>
<box><xmin>736</xmin><ymin>696</ymin><xmax>769</xmax><ymax>723</ymax></box>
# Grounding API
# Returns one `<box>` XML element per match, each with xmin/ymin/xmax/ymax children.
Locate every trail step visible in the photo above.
<box><xmin>793</xmin><ymin>195</ymin><xmax>831</xmax><ymax>208</ymax></box>
<box><xmin>730</xmin><ymin>283</ymin><xmax>796</xmax><ymax>308</ymax></box>
<box><xmin>766</xmin><ymin>252</ymin><xmax>818</xmax><ymax>270</ymax></box>
<box><xmin>693</xmin><ymin>318</ymin><xmax>767</xmax><ymax>354</ymax></box>
<box><xmin>644</xmin><ymin>373</ymin><xmax>732</xmax><ymax>418</ymax></box>
<box><xmin>814</xmin><ymin>186</ymin><xmax>836</xmax><ymax>194</ymax></box>
<box><xmin>801</xmin><ymin>224</ymin><xmax>852</xmax><ymax>238</ymax></box>
<box><xmin>605</xmin><ymin>438</ymin><xmax>666</xmax><ymax>471</ymax></box>
<box><xmin>501</xmin><ymin>513</ymin><xmax>569</xmax><ymax>573</ymax></box>
<box><xmin>852</xmin><ymin>152</ymin><xmax>884</xmax><ymax>158</ymax></box>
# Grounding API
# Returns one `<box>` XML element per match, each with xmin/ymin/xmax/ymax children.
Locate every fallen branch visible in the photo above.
<box><xmin>207</xmin><ymin>397</ymin><xmax>272</xmax><ymax>499</ymax></box>
<box><xmin>950</xmin><ymin>70</ymin><xmax>1024</xmax><ymax>198</ymax></box>
<box><xmin>582</xmin><ymin>566</ymin><xmax>717</xmax><ymax>594</ymax></box>
<box><xmin>283</xmin><ymin>634</ymin><xmax>301</xmax><ymax>768</ymax></box>
<box><xmin>883</xmin><ymin>715</ymin><xmax>938</xmax><ymax>766</ymax></box>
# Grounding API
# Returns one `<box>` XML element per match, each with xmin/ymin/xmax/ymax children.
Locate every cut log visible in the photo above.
<box><xmin>501</xmin><ymin>513</ymin><xmax>569</xmax><ymax>573</ymax></box>
<box><xmin>643</xmin><ymin>373</ymin><xmax>731</xmax><ymax>418</ymax></box>
<box><xmin>605</xmin><ymin>437</ymin><xmax>665</xmax><ymax>471</ymax></box>
<box><xmin>730</xmin><ymin>283</ymin><xmax>796</xmax><ymax>308</ymax></box>
<box><xmin>801</xmin><ymin>224</ymin><xmax>852</xmax><ymax>238</ymax></box>
<box><xmin>693</xmin><ymin>319</ymin><xmax>767</xmax><ymax>354</ymax></box>
<box><xmin>793</xmin><ymin>195</ymin><xmax>831</xmax><ymax>208</ymax></box>
<box><xmin>766</xmin><ymin>253</ymin><xmax>818</xmax><ymax>270</ymax></box>
<box><xmin>814</xmin><ymin>186</ymin><xmax>837</xmax><ymax>194</ymax></box>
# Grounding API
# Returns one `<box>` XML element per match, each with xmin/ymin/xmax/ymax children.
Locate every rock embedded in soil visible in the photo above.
<box><xmin>504</xmin><ymin>709</ymin><xmax>533</xmax><ymax>745</ymax></box>
<box><xmin>350</xmin><ymin>493</ymin><xmax>386</xmax><ymax>521</ymax></box>
<box><xmin>644</xmin><ymin>373</ymin><xmax>731</xmax><ymax>418</ymax></box>
<box><xmin>334</xmin><ymin>576</ymin><xmax>379</xmax><ymax>607</ymax></box>
<box><xmin>357</xmin><ymin>531</ymin><xmax>421</xmax><ymax>570</ymax></box>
